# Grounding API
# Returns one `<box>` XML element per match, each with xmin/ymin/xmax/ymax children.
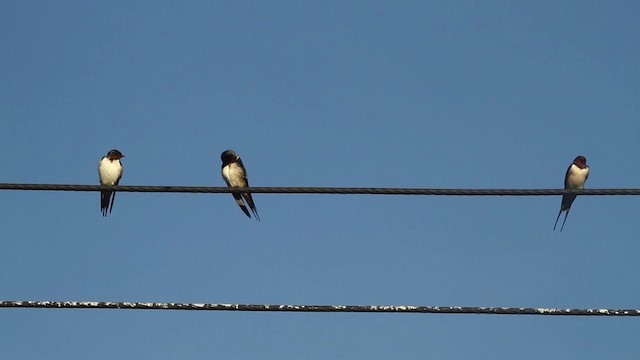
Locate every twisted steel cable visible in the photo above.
<box><xmin>1</xmin><ymin>183</ymin><xmax>638</xmax><ymax>195</ymax></box>
<box><xmin>1</xmin><ymin>300</ymin><xmax>638</xmax><ymax>316</ymax></box>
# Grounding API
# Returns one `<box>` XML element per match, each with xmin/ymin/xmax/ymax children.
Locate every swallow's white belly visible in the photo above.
<box><xmin>566</xmin><ymin>165</ymin><xmax>589</xmax><ymax>189</ymax></box>
<box><xmin>222</xmin><ymin>163</ymin><xmax>246</xmax><ymax>187</ymax></box>
<box><xmin>99</xmin><ymin>158</ymin><xmax>123</xmax><ymax>185</ymax></box>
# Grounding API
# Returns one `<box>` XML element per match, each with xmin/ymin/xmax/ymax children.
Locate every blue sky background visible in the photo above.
<box><xmin>1</xmin><ymin>1</ymin><xmax>639</xmax><ymax>359</ymax></box>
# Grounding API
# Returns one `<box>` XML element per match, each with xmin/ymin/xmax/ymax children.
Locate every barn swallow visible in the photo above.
<box><xmin>98</xmin><ymin>149</ymin><xmax>124</xmax><ymax>216</ymax></box>
<box><xmin>554</xmin><ymin>155</ymin><xmax>589</xmax><ymax>231</ymax></box>
<box><xmin>221</xmin><ymin>149</ymin><xmax>260</xmax><ymax>220</ymax></box>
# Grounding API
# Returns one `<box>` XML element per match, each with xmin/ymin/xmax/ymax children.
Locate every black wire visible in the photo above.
<box><xmin>0</xmin><ymin>183</ymin><xmax>638</xmax><ymax>195</ymax></box>
<box><xmin>1</xmin><ymin>300</ymin><xmax>638</xmax><ymax>316</ymax></box>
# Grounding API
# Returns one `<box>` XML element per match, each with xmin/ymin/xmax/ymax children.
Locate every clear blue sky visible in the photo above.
<box><xmin>1</xmin><ymin>1</ymin><xmax>639</xmax><ymax>359</ymax></box>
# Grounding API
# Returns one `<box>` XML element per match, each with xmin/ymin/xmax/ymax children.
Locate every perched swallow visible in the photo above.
<box><xmin>221</xmin><ymin>149</ymin><xmax>260</xmax><ymax>220</ymax></box>
<box><xmin>98</xmin><ymin>149</ymin><xmax>124</xmax><ymax>217</ymax></box>
<box><xmin>554</xmin><ymin>155</ymin><xmax>589</xmax><ymax>231</ymax></box>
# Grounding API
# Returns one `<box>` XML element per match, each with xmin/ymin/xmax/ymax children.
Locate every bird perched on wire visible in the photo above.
<box><xmin>98</xmin><ymin>149</ymin><xmax>124</xmax><ymax>217</ymax></box>
<box><xmin>221</xmin><ymin>149</ymin><xmax>260</xmax><ymax>220</ymax></box>
<box><xmin>554</xmin><ymin>155</ymin><xmax>589</xmax><ymax>231</ymax></box>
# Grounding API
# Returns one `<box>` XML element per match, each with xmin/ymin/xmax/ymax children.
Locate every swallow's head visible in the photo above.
<box><xmin>221</xmin><ymin>149</ymin><xmax>240</xmax><ymax>165</ymax></box>
<box><xmin>106</xmin><ymin>149</ymin><xmax>124</xmax><ymax>160</ymax></box>
<box><xmin>573</xmin><ymin>155</ymin><xmax>587</xmax><ymax>169</ymax></box>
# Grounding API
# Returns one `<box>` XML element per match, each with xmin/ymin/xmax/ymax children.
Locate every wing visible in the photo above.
<box><xmin>237</xmin><ymin>159</ymin><xmax>259</xmax><ymax>220</ymax></box>
<box><xmin>233</xmin><ymin>193</ymin><xmax>251</xmax><ymax>218</ymax></box>
<box><xmin>241</xmin><ymin>193</ymin><xmax>260</xmax><ymax>221</ymax></box>
<box><xmin>222</xmin><ymin>163</ymin><xmax>252</xmax><ymax>218</ymax></box>
<box><xmin>563</xmin><ymin>164</ymin><xmax>572</xmax><ymax>189</ymax></box>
